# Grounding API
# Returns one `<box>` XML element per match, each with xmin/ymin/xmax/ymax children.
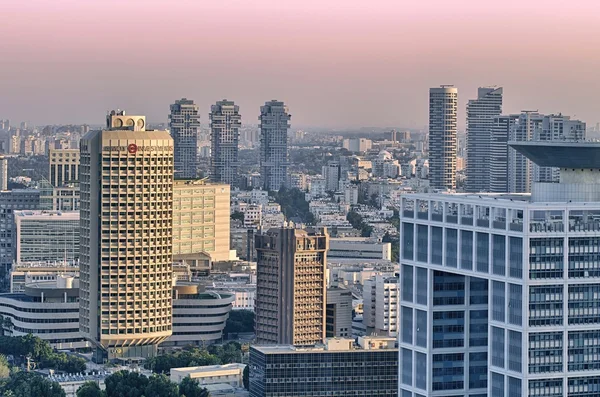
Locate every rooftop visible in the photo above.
<box><xmin>509</xmin><ymin>141</ymin><xmax>600</xmax><ymax>168</ymax></box>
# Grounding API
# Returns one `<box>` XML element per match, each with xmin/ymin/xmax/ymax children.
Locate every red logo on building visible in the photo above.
<box><xmin>128</xmin><ymin>143</ymin><xmax>137</xmax><ymax>154</ymax></box>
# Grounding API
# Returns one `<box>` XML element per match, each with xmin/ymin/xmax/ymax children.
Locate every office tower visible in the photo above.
<box><xmin>255</xmin><ymin>227</ymin><xmax>328</xmax><ymax>346</ymax></box>
<box><xmin>391</xmin><ymin>129</ymin><xmax>397</xmax><ymax>143</ymax></box>
<box><xmin>79</xmin><ymin>110</ymin><xmax>173</xmax><ymax>361</ymax></box>
<box><xmin>259</xmin><ymin>100</ymin><xmax>291</xmax><ymax>191</ymax></box>
<box><xmin>250</xmin><ymin>336</ymin><xmax>398</xmax><ymax>397</ymax></box>
<box><xmin>173</xmin><ymin>179</ymin><xmax>231</xmax><ymax>262</ymax></box>
<box><xmin>49</xmin><ymin>148</ymin><xmax>80</xmax><ymax>187</ymax></box>
<box><xmin>363</xmin><ymin>274</ymin><xmax>399</xmax><ymax>337</ymax></box>
<box><xmin>326</xmin><ymin>287</ymin><xmax>352</xmax><ymax>338</ymax></box>
<box><xmin>0</xmin><ymin>156</ymin><xmax>7</xmax><ymax>190</ymax></box>
<box><xmin>322</xmin><ymin>161</ymin><xmax>341</xmax><ymax>192</ymax></box>
<box><xmin>169</xmin><ymin>98</ymin><xmax>200</xmax><ymax>179</ymax></box>
<box><xmin>210</xmin><ymin>100</ymin><xmax>241</xmax><ymax>186</ymax></box>
<box><xmin>466</xmin><ymin>87</ymin><xmax>503</xmax><ymax>192</ymax></box>
<box><xmin>429</xmin><ymin>86</ymin><xmax>458</xmax><ymax>190</ymax></box>
<box><xmin>13</xmin><ymin>210</ymin><xmax>79</xmax><ymax>262</ymax></box>
<box><xmin>398</xmin><ymin>140</ymin><xmax>600</xmax><ymax>397</ymax></box>
<box><xmin>489</xmin><ymin>115</ymin><xmax>518</xmax><ymax>193</ymax></box>
<box><xmin>0</xmin><ymin>190</ymin><xmax>40</xmax><ymax>268</ymax></box>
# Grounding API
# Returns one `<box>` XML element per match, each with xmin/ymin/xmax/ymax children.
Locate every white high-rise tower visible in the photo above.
<box><xmin>429</xmin><ymin>86</ymin><xmax>458</xmax><ymax>190</ymax></box>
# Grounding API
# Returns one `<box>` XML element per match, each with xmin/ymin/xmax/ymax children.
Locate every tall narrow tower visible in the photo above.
<box><xmin>169</xmin><ymin>98</ymin><xmax>200</xmax><ymax>179</ymax></box>
<box><xmin>255</xmin><ymin>227</ymin><xmax>328</xmax><ymax>346</ymax></box>
<box><xmin>429</xmin><ymin>86</ymin><xmax>458</xmax><ymax>190</ymax></box>
<box><xmin>210</xmin><ymin>100</ymin><xmax>241</xmax><ymax>187</ymax></box>
<box><xmin>259</xmin><ymin>100</ymin><xmax>291</xmax><ymax>191</ymax></box>
<box><xmin>79</xmin><ymin>110</ymin><xmax>174</xmax><ymax>362</ymax></box>
<box><xmin>466</xmin><ymin>87</ymin><xmax>503</xmax><ymax>192</ymax></box>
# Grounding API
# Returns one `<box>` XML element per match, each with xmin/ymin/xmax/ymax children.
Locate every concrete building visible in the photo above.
<box><xmin>0</xmin><ymin>276</ymin><xmax>90</xmax><ymax>350</ymax></box>
<box><xmin>173</xmin><ymin>179</ymin><xmax>231</xmax><ymax>262</ymax></box>
<box><xmin>489</xmin><ymin>114</ymin><xmax>519</xmax><ymax>193</ymax></box>
<box><xmin>328</xmin><ymin>237</ymin><xmax>391</xmax><ymax>261</ymax></box>
<box><xmin>466</xmin><ymin>87</ymin><xmax>503</xmax><ymax>193</ymax></box>
<box><xmin>165</xmin><ymin>283</ymin><xmax>234</xmax><ymax>347</ymax></box>
<box><xmin>50</xmin><ymin>184</ymin><xmax>80</xmax><ymax>211</ymax></box>
<box><xmin>210</xmin><ymin>100</ymin><xmax>241</xmax><ymax>187</ymax></box>
<box><xmin>429</xmin><ymin>86</ymin><xmax>458</xmax><ymax>190</ymax></box>
<box><xmin>49</xmin><ymin>149</ymin><xmax>80</xmax><ymax>187</ymax></box>
<box><xmin>363</xmin><ymin>275</ymin><xmax>399</xmax><ymax>337</ymax></box>
<box><xmin>398</xmin><ymin>141</ymin><xmax>600</xmax><ymax>397</ymax></box>
<box><xmin>79</xmin><ymin>110</ymin><xmax>173</xmax><ymax>361</ymax></box>
<box><xmin>322</xmin><ymin>161</ymin><xmax>341</xmax><ymax>192</ymax></box>
<box><xmin>0</xmin><ymin>156</ymin><xmax>7</xmax><ymax>190</ymax></box>
<box><xmin>250</xmin><ymin>337</ymin><xmax>397</xmax><ymax>397</ymax></box>
<box><xmin>0</xmin><ymin>190</ymin><xmax>40</xmax><ymax>268</ymax></box>
<box><xmin>169</xmin><ymin>98</ymin><xmax>200</xmax><ymax>179</ymax></box>
<box><xmin>342</xmin><ymin>138</ymin><xmax>372</xmax><ymax>152</ymax></box>
<box><xmin>170</xmin><ymin>363</ymin><xmax>246</xmax><ymax>387</ymax></box>
<box><xmin>326</xmin><ymin>287</ymin><xmax>353</xmax><ymax>338</ymax></box>
<box><xmin>255</xmin><ymin>227</ymin><xmax>328</xmax><ymax>346</ymax></box>
<box><xmin>10</xmin><ymin>260</ymin><xmax>80</xmax><ymax>293</ymax></box>
<box><xmin>13</xmin><ymin>210</ymin><xmax>79</xmax><ymax>263</ymax></box>
<box><xmin>259</xmin><ymin>100</ymin><xmax>291</xmax><ymax>192</ymax></box>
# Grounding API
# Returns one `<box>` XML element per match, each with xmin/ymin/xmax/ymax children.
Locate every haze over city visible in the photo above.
<box><xmin>2</xmin><ymin>0</ymin><xmax>599</xmax><ymax>128</ymax></box>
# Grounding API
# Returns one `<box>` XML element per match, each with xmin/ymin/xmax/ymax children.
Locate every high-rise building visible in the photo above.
<box><xmin>250</xmin><ymin>337</ymin><xmax>398</xmax><ymax>397</ymax></box>
<box><xmin>79</xmin><ymin>110</ymin><xmax>174</xmax><ymax>361</ymax></box>
<box><xmin>259</xmin><ymin>100</ymin><xmax>291</xmax><ymax>191</ymax></box>
<box><xmin>255</xmin><ymin>227</ymin><xmax>328</xmax><ymax>346</ymax></box>
<box><xmin>0</xmin><ymin>190</ymin><xmax>40</xmax><ymax>268</ymax></box>
<box><xmin>489</xmin><ymin>115</ymin><xmax>518</xmax><ymax>193</ymax></box>
<box><xmin>398</xmin><ymin>141</ymin><xmax>600</xmax><ymax>397</ymax></box>
<box><xmin>49</xmin><ymin>149</ymin><xmax>80</xmax><ymax>187</ymax></box>
<box><xmin>429</xmin><ymin>86</ymin><xmax>458</xmax><ymax>190</ymax></box>
<box><xmin>0</xmin><ymin>156</ymin><xmax>7</xmax><ymax>190</ymax></box>
<box><xmin>466</xmin><ymin>87</ymin><xmax>503</xmax><ymax>192</ymax></box>
<box><xmin>210</xmin><ymin>100</ymin><xmax>241</xmax><ymax>186</ymax></box>
<box><xmin>169</xmin><ymin>98</ymin><xmax>200</xmax><ymax>179</ymax></box>
<box><xmin>13</xmin><ymin>210</ymin><xmax>79</xmax><ymax>263</ymax></box>
<box><xmin>172</xmin><ymin>179</ymin><xmax>231</xmax><ymax>262</ymax></box>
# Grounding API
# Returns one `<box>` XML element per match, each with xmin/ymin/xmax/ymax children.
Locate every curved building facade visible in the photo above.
<box><xmin>79</xmin><ymin>111</ymin><xmax>174</xmax><ymax>361</ymax></box>
<box><xmin>0</xmin><ymin>276</ymin><xmax>89</xmax><ymax>350</ymax></box>
<box><xmin>165</xmin><ymin>283</ymin><xmax>234</xmax><ymax>347</ymax></box>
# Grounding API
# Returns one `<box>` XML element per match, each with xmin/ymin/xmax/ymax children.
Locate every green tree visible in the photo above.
<box><xmin>76</xmin><ymin>381</ymin><xmax>105</xmax><ymax>397</ymax></box>
<box><xmin>242</xmin><ymin>365</ymin><xmax>249</xmax><ymax>390</ymax></box>
<box><xmin>144</xmin><ymin>374</ymin><xmax>178</xmax><ymax>397</ymax></box>
<box><xmin>179</xmin><ymin>376</ymin><xmax>210</xmax><ymax>397</ymax></box>
<box><xmin>230</xmin><ymin>211</ymin><xmax>245</xmax><ymax>222</ymax></box>
<box><xmin>223</xmin><ymin>310</ymin><xmax>254</xmax><ymax>335</ymax></box>
<box><xmin>0</xmin><ymin>354</ymin><xmax>10</xmax><ymax>379</ymax></box>
<box><xmin>0</xmin><ymin>371</ymin><xmax>65</xmax><ymax>397</ymax></box>
<box><xmin>104</xmin><ymin>370</ymin><xmax>149</xmax><ymax>397</ymax></box>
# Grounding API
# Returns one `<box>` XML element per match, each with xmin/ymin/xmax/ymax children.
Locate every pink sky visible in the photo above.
<box><xmin>1</xmin><ymin>0</ymin><xmax>599</xmax><ymax>128</ymax></box>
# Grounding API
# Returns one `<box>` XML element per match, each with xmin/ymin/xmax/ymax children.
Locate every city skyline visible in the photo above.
<box><xmin>1</xmin><ymin>0</ymin><xmax>599</xmax><ymax>128</ymax></box>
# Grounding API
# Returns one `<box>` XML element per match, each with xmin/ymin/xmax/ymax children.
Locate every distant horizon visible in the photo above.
<box><xmin>1</xmin><ymin>0</ymin><xmax>599</xmax><ymax>128</ymax></box>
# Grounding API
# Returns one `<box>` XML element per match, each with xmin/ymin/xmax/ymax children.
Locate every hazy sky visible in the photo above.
<box><xmin>1</xmin><ymin>0</ymin><xmax>599</xmax><ymax>129</ymax></box>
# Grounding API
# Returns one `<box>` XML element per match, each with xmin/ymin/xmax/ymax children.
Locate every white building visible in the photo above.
<box><xmin>398</xmin><ymin>141</ymin><xmax>600</xmax><ymax>397</ymax></box>
<box><xmin>329</xmin><ymin>237</ymin><xmax>391</xmax><ymax>261</ymax></box>
<box><xmin>363</xmin><ymin>274</ymin><xmax>399</xmax><ymax>337</ymax></box>
<box><xmin>429</xmin><ymin>86</ymin><xmax>458</xmax><ymax>190</ymax></box>
<box><xmin>170</xmin><ymin>363</ymin><xmax>246</xmax><ymax>387</ymax></box>
<box><xmin>343</xmin><ymin>138</ymin><xmax>372</xmax><ymax>152</ymax></box>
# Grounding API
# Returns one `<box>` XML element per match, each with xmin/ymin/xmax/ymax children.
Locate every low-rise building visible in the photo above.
<box><xmin>363</xmin><ymin>275</ymin><xmax>399</xmax><ymax>337</ymax></box>
<box><xmin>328</xmin><ymin>237</ymin><xmax>391</xmax><ymax>261</ymax></box>
<box><xmin>249</xmin><ymin>337</ymin><xmax>397</xmax><ymax>397</ymax></box>
<box><xmin>170</xmin><ymin>363</ymin><xmax>246</xmax><ymax>387</ymax></box>
<box><xmin>326</xmin><ymin>287</ymin><xmax>352</xmax><ymax>338</ymax></box>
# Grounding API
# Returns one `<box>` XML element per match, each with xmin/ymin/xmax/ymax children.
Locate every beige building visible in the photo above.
<box><xmin>170</xmin><ymin>363</ymin><xmax>246</xmax><ymax>387</ymax></box>
<box><xmin>255</xmin><ymin>227</ymin><xmax>328</xmax><ymax>346</ymax></box>
<box><xmin>173</xmin><ymin>179</ymin><xmax>231</xmax><ymax>262</ymax></box>
<box><xmin>79</xmin><ymin>110</ymin><xmax>174</xmax><ymax>361</ymax></box>
<box><xmin>49</xmin><ymin>148</ymin><xmax>80</xmax><ymax>187</ymax></box>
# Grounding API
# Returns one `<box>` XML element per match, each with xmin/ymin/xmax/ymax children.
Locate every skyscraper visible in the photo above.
<box><xmin>210</xmin><ymin>100</ymin><xmax>241</xmax><ymax>186</ymax></box>
<box><xmin>255</xmin><ymin>227</ymin><xmax>328</xmax><ymax>346</ymax></box>
<box><xmin>259</xmin><ymin>100</ymin><xmax>291</xmax><ymax>191</ymax></box>
<box><xmin>489</xmin><ymin>115</ymin><xmax>518</xmax><ymax>193</ymax></box>
<box><xmin>398</xmin><ymin>140</ymin><xmax>600</xmax><ymax>397</ymax></box>
<box><xmin>79</xmin><ymin>110</ymin><xmax>174</xmax><ymax>361</ymax></box>
<box><xmin>169</xmin><ymin>98</ymin><xmax>200</xmax><ymax>179</ymax></box>
<box><xmin>466</xmin><ymin>87</ymin><xmax>503</xmax><ymax>192</ymax></box>
<box><xmin>0</xmin><ymin>156</ymin><xmax>7</xmax><ymax>191</ymax></box>
<box><xmin>429</xmin><ymin>86</ymin><xmax>458</xmax><ymax>190</ymax></box>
